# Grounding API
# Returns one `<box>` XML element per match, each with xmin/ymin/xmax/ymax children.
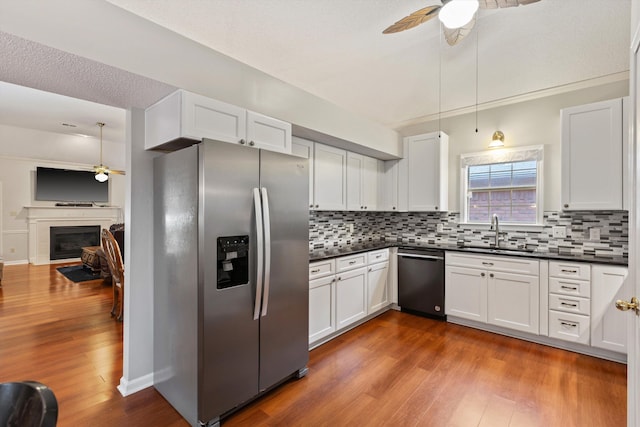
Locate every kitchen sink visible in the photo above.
<box><xmin>457</xmin><ymin>244</ymin><xmax>538</xmax><ymax>255</ymax></box>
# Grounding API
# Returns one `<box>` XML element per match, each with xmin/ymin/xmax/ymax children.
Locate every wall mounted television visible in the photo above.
<box><xmin>35</xmin><ymin>166</ymin><xmax>109</xmax><ymax>203</ymax></box>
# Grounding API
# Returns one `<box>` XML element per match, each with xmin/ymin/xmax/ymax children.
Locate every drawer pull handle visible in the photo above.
<box><xmin>310</xmin><ymin>269</ymin><xmax>320</xmax><ymax>273</ymax></box>
<box><xmin>560</xmin><ymin>321</ymin><xmax>578</xmax><ymax>328</ymax></box>
<box><xmin>482</xmin><ymin>262</ymin><xmax>494</xmax><ymax>266</ymax></box>
<box><xmin>561</xmin><ymin>269</ymin><xmax>578</xmax><ymax>274</ymax></box>
<box><xmin>349</xmin><ymin>260</ymin><xmax>357</xmax><ymax>265</ymax></box>
<box><xmin>560</xmin><ymin>285</ymin><xmax>578</xmax><ymax>291</ymax></box>
<box><xmin>561</xmin><ymin>302</ymin><xmax>578</xmax><ymax>308</ymax></box>
<box><xmin>369</xmin><ymin>268</ymin><xmax>372</xmax><ymax>272</ymax></box>
<box><xmin>376</xmin><ymin>255</ymin><xmax>382</xmax><ymax>258</ymax></box>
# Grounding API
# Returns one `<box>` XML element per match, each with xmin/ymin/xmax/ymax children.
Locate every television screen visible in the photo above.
<box><xmin>35</xmin><ymin>167</ymin><xmax>109</xmax><ymax>203</ymax></box>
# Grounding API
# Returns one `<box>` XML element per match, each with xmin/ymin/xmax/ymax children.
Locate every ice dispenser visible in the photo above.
<box><xmin>217</xmin><ymin>235</ymin><xmax>249</xmax><ymax>289</ymax></box>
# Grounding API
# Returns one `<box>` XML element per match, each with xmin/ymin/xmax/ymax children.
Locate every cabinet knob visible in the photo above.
<box><xmin>361</xmin><ymin>206</ymin><xmax>364</xmax><ymax>209</ymax></box>
<box><xmin>249</xmin><ymin>140</ymin><xmax>255</xmax><ymax>146</ymax></box>
<box><xmin>434</xmin><ymin>206</ymin><xmax>438</xmax><ymax>210</ymax></box>
<box><xmin>564</xmin><ymin>204</ymin><xmax>569</xmax><ymax>208</ymax></box>
<box><xmin>481</xmin><ymin>273</ymin><xmax>485</xmax><ymax>277</ymax></box>
<box><xmin>337</xmin><ymin>277</ymin><xmax>342</xmax><ymax>281</ymax></box>
<box><xmin>239</xmin><ymin>139</ymin><xmax>246</xmax><ymax>145</ymax></box>
<box><xmin>489</xmin><ymin>273</ymin><xmax>494</xmax><ymax>278</ymax></box>
<box><xmin>369</xmin><ymin>268</ymin><xmax>372</xmax><ymax>272</ymax></box>
<box><xmin>393</xmin><ymin>207</ymin><xmax>396</xmax><ymax>210</ymax></box>
<box><xmin>310</xmin><ymin>204</ymin><xmax>314</xmax><ymax>208</ymax></box>
<box><xmin>315</xmin><ymin>204</ymin><xmax>319</xmax><ymax>208</ymax></box>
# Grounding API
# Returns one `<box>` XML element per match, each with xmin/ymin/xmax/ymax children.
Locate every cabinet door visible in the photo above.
<box><xmin>591</xmin><ymin>265</ymin><xmax>629</xmax><ymax>353</ymax></box>
<box><xmin>362</xmin><ymin>156</ymin><xmax>379</xmax><ymax>211</ymax></box>
<box><xmin>183</xmin><ymin>91</ymin><xmax>247</xmax><ymax>144</ymax></box>
<box><xmin>314</xmin><ymin>143</ymin><xmax>347</xmax><ymax>210</ymax></box>
<box><xmin>379</xmin><ymin>160</ymin><xmax>399</xmax><ymax>212</ymax></box>
<box><xmin>346</xmin><ymin>152</ymin><xmax>364</xmax><ymax>210</ymax></box>
<box><xmin>336</xmin><ymin>267</ymin><xmax>368</xmax><ymax>329</ymax></box>
<box><xmin>445</xmin><ymin>265</ymin><xmax>487</xmax><ymax>322</ymax></box>
<box><xmin>400</xmin><ymin>132</ymin><xmax>448</xmax><ymax>212</ymax></box>
<box><xmin>561</xmin><ymin>98</ymin><xmax>623</xmax><ymax>210</ymax></box>
<box><xmin>309</xmin><ymin>275</ymin><xmax>336</xmax><ymax>344</ymax></box>
<box><xmin>487</xmin><ymin>271</ymin><xmax>539</xmax><ymax>334</ymax></box>
<box><xmin>246</xmin><ymin>111</ymin><xmax>292</xmax><ymax>154</ymax></box>
<box><xmin>367</xmin><ymin>261</ymin><xmax>389</xmax><ymax>313</ymax></box>
<box><xmin>291</xmin><ymin>137</ymin><xmax>315</xmax><ymax>209</ymax></box>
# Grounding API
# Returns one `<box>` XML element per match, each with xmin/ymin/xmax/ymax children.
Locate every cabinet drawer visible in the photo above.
<box><xmin>548</xmin><ymin>310</ymin><xmax>590</xmax><ymax>344</ymax></box>
<box><xmin>336</xmin><ymin>254</ymin><xmax>367</xmax><ymax>272</ymax></box>
<box><xmin>549</xmin><ymin>294</ymin><xmax>590</xmax><ymax>316</ymax></box>
<box><xmin>446</xmin><ymin>252</ymin><xmax>538</xmax><ymax>276</ymax></box>
<box><xmin>368</xmin><ymin>249</ymin><xmax>389</xmax><ymax>264</ymax></box>
<box><xmin>309</xmin><ymin>259</ymin><xmax>336</xmax><ymax>280</ymax></box>
<box><xmin>549</xmin><ymin>261</ymin><xmax>590</xmax><ymax>281</ymax></box>
<box><xmin>549</xmin><ymin>277</ymin><xmax>591</xmax><ymax>298</ymax></box>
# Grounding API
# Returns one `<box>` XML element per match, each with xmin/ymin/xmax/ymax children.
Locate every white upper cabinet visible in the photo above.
<box><xmin>291</xmin><ymin>137</ymin><xmax>315</xmax><ymax>209</ymax></box>
<box><xmin>346</xmin><ymin>153</ymin><xmax>379</xmax><ymax>211</ymax></box>
<box><xmin>561</xmin><ymin>98</ymin><xmax>623</xmax><ymax>210</ymax></box>
<box><xmin>398</xmin><ymin>131</ymin><xmax>449</xmax><ymax>212</ymax></box>
<box><xmin>314</xmin><ymin>143</ymin><xmax>347</xmax><ymax>211</ymax></box>
<box><xmin>379</xmin><ymin>160</ymin><xmax>399</xmax><ymax>212</ymax></box>
<box><xmin>145</xmin><ymin>90</ymin><xmax>291</xmax><ymax>154</ymax></box>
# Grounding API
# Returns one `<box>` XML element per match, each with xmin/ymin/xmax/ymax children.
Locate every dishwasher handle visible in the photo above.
<box><xmin>398</xmin><ymin>253</ymin><xmax>444</xmax><ymax>261</ymax></box>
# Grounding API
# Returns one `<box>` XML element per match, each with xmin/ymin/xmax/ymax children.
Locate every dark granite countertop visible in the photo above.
<box><xmin>309</xmin><ymin>241</ymin><xmax>628</xmax><ymax>266</ymax></box>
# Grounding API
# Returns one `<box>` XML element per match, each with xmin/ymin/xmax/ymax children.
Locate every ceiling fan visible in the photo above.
<box><xmin>383</xmin><ymin>0</ymin><xmax>541</xmax><ymax>46</ymax></box>
<box><xmin>94</xmin><ymin>122</ymin><xmax>125</xmax><ymax>182</ymax></box>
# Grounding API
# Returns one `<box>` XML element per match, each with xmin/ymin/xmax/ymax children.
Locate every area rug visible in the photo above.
<box><xmin>56</xmin><ymin>265</ymin><xmax>101</xmax><ymax>283</ymax></box>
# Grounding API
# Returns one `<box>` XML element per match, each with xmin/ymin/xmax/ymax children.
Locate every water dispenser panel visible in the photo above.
<box><xmin>217</xmin><ymin>235</ymin><xmax>249</xmax><ymax>289</ymax></box>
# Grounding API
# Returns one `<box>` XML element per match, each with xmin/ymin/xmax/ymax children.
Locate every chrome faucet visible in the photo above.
<box><xmin>491</xmin><ymin>214</ymin><xmax>501</xmax><ymax>248</ymax></box>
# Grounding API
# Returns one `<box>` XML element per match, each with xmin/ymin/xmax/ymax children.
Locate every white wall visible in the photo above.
<box><xmin>0</xmin><ymin>0</ymin><xmax>401</xmax><ymax>158</ymax></box>
<box><xmin>0</xmin><ymin>124</ymin><xmax>126</xmax><ymax>262</ymax></box>
<box><xmin>398</xmin><ymin>80</ymin><xmax>630</xmax><ymax>212</ymax></box>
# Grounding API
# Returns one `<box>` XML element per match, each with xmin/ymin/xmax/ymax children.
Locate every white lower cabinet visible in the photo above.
<box><xmin>445</xmin><ymin>265</ymin><xmax>488</xmax><ymax>323</ymax></box>
<box><xmin>367</xmin><ymin>261</ymin><xmax>389</xmax><ymax>313</ymax></box>
<box><xmin>548</xmin><ymin>261</ymin><xmax>591</xmax><ymax>345</ymax></box>
<box><xmin>487</xmin><ymin>271</ymin><xmax>539</xmax><ymax>334</ymax></box>
<box><xmin>308</xmin><ymin>248</ymin><xmax>392</xmax><ymax>346</ymax></box>
<box><xmin>591</xmin><ymin>265</ymin><xmax>629</xmax><ymax>353</ymax></box>
<box><xmin>445</xmin><ymin>252</ymin><xmax>540</xmax><ymax>335</ymax></box>
<box><xmin>309</xmin><ymin>275</ymin><xmax>336</xmax><ymax>343</ymax></box>
<box><xmin>336</xmin><ymin>267</ymin><xmax>368</xmax><ymax>329</ymax></box>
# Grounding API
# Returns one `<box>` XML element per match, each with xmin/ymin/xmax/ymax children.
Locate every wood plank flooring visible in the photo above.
<box><xmin>0</xmin><ymin>263</ymin><xmax>626</xmax><ymax>426</ymax></box>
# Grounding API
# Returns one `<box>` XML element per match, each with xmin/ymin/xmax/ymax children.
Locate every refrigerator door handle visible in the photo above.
<box><xmin>253</xmin><ymin>188</ymin><xmax>264</xmax><ymax>321</ymax></box>
<box><xmin>260</xmin><ymin>187</ymin><xmax>271</xmax><ymax>317</ymax></box>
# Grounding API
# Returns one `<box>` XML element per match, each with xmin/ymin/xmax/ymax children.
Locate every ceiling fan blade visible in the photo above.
<box><xmin>108</xmin><ymin>169</ymin><xmax>126</xmax><ymax>175</ymax></box>
<box><xmin>383</xmin><ymin>5</ymin><xmax>441</xmax><ymax>34</ymax></box>
<box><xmin>479</xmin><ymin>0</ymin><xmax>540</xmax><ymax>9</ymax></box>
<box><xmin>443</xmin><ymin>14</ymin><xmax>477</xmax><ymax>46</ymax></box>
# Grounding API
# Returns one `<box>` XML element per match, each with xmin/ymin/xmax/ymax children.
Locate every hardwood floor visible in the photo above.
<box><xmin>0</xmin><ymin>264</ymin><xmax>626</xmax><ymax>426</ymax></box>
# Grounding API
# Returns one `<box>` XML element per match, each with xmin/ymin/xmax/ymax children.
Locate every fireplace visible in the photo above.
<box><xmin>50</xmin><ymin>225</ymin><xmax>101</xmax><ymax>260</ymax></box>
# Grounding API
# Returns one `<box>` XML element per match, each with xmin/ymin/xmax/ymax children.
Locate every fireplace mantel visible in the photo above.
<box><xmin>25</xmin><ymin>206</ymin><xmax>121</xmax><ymax>265</ymax></box>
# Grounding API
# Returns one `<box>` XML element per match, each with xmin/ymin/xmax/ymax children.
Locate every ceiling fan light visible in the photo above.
<box><xmin>439</xmin><ymin>0</ymin><xmax>479</xmax><ymax>29</ymax></box>
<box><xmin>95</xmin><ymin>171</ymin><xmax>109</xmax><ymax>182</ymax></box>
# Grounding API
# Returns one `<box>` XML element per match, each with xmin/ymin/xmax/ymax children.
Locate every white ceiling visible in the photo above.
<box><xmin>105</xmin><ymin>0</ymin><xmax>631</xmax><ymax>129</ymax></box>
<box><xmin>0</xmin><ymin>0</ymin><xmax>632</xmax><ymax>141</ymax></box>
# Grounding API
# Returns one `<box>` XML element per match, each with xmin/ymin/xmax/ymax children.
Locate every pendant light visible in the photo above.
<box><xmin>489</xmin><ymin>131</ymin><xmax>505</xmax><ymax>148</ymax></box>
<box><xmin>95</xmin><ymin>122</ymin><xmax>108</xmax><ymax>182</ymax></box>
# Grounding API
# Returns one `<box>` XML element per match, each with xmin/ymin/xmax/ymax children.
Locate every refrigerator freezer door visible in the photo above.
<box><xmin>258</xmin><ymin>150</ymin><xmax>310</xmax><ymax>391</ymax></box>
<box><xmin>200</xmin><ymin>140</ymin><xmax>261</xmax><ymax>422</ymax></box>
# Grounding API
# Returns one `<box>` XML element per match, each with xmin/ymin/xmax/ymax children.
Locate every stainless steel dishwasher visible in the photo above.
<box><xmin>397</xmin><ymin>247</ymin><xmax>445</xmax><ymax>319</ymax></box>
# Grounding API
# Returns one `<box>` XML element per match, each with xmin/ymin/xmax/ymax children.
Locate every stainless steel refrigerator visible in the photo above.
<box><xmin>153</xmin><ymin>139</ymin><xmax>309</xmax><ymax>427</ymax></box>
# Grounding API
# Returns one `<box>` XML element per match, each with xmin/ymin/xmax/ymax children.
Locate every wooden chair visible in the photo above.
<box><xmin>101</xmin><ymin>229</ymin><xmax>124</xmax><ymax>321</ymax></box>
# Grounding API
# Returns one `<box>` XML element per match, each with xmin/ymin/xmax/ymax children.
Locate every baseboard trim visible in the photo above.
<box><xmin>117</xmin><ymin>373</ymin><xmax>154</xmax><ymax>397</ymax></box>
<box><xmin>4</xmin><ymin>260</ymin><xmax>29</xmax><ymax>265</ymax></box>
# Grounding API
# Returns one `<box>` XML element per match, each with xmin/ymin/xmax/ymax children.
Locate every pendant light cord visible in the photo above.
<box><xmin>438</xmin><ymin>22</ymin><xmax>442</xmax><ymax>139</ymax></box>
<box><xmin>475</xmin><ymin>22</ymin><xmax>479</xmax><ymax>134</ymax></box>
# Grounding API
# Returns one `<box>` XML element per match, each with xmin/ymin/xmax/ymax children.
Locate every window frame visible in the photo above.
<box><xmin>460</xmin><ymin>145</ymin><xmax>544</xmax><ymax>228</ymax></box>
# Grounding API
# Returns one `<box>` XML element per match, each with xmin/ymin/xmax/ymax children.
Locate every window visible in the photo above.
<box><xmin>461</xmin><ymin>146</ymin><xmax>543</xmax><ymax>226</ymax></box>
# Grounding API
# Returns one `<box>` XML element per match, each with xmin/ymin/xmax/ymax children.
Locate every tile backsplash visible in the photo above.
<box><xmin>309</xmin><ymin>210</ymin><xmax>628</xmax><ymax>258</ymax></box>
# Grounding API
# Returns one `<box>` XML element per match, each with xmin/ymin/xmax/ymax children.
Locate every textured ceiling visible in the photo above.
<box><xmin>105</xmin><ymin>0</ymin><xmax>631</xmax><ymax>129</ymax></box>
<box><xmin>0</xmin><ymin>31</ymin><xmax>176</xmax><ymax>141</ymax></box>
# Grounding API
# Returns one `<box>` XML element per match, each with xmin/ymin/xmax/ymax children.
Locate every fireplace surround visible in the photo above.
<box><xmin>25</xmin><ymin>206</ymin><xmax>120</xmax><ymax>264</ymax></box>
<box><xmin>49</xmin><ymin>225</ymin><xmax>101</xmax><ymax>260</ymax></box>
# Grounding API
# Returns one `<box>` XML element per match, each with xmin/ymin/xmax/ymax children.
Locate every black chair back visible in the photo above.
<box><xmin>0</xmin><ymin>381</ymin><xmax>58</xmax><ymax>427</ymax></box>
